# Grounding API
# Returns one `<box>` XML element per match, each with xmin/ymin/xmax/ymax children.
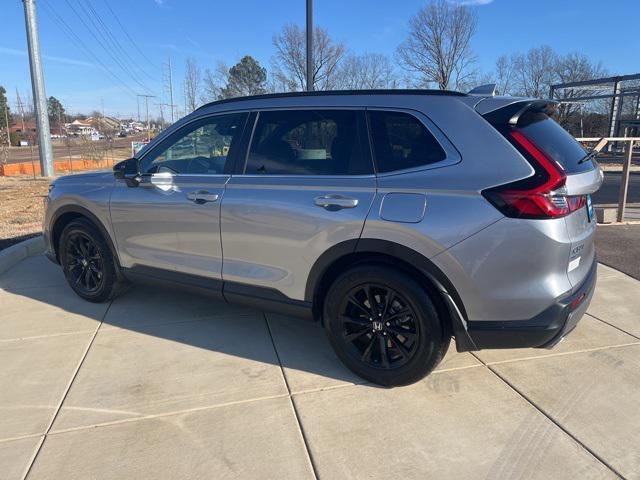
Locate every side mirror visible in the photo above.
<box><xmin>113</xmin><ymin>158</ymin><xmax>141</xmax><ymax>187</ymax></box>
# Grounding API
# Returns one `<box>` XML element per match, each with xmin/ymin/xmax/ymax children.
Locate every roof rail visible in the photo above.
<box><xmin>468</xmin><ymin>84</ymin><xmax>497</xmax><ymax>96</ymax></box>
<box><xmin>196</xmin><ymin>89</ymin><xmax>467</xmax><ymax>111</ymax></box>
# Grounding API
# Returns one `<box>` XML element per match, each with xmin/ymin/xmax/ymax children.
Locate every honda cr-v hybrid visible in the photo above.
<box><xmin>43</xmin><ymin>88</ymin><xmax>602</xmax><ymax>386</ymax></box>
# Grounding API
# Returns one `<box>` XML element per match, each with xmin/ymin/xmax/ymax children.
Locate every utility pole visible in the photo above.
<box><xmin>136</xmin><ymin>96</ymin><xmax>140</xmax><ymax>122</ymax></box>
<box><xmin>15</xmin><ymin>89</ymin><xmax>26</xmax><ymax>140</ymax></box>
<box><xmin>306</xmin><ymin>0</ymin><xmax>313</xmax><ymax>92</ymax></box>
<box><xmin>3</xmin><ymin>105</ymin><xmax>10</xmax><ymax>146</ymax></box>
<box><xmin>100</xmin><ymin>97</ymin><xmax>105</xmax><ymax>133</ymax></box>
<box><xmin>154</xmin><ymin>102</ymin><xmax>165</xmax><ymax>130</ymax></box>
<box><xmin>16</xmin><ymin>90</ymin><xmax>36</xmax><ymax>179</ymax></box>
<box><xmin>57</xmin><ymin>110</ymin><xmax>62</xmax><ymax>138</ymax></box>
<box><xmin>167</xmin><ymin>57</ymin><xmax>175</xmax><ymax>123</ymax></box>
<box><xmin>22</xmin><ymin>0</ymin><xmax>54</xmax><ymax>177</ymax></box>
<box><xmin>137</xmin><ymin>94</ymin><xmax>155</xmax><ymax>142</ymax></box>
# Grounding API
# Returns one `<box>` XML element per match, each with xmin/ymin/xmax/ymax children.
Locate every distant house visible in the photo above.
<box><xmin>126</xmin><ymin>121</ymin><xmax>145</xmax><ymax>132</ymax></box>
<box><xmin>86</xmin><ymin>116</ymin><xmax>121</xmax><ymax>133</ymax></box>
<box><xmin>9</xmin><ymin>120</ymin><xmax>37</xmax><ymax>145</ymax></box>
<box><xmin>9</xmin><ymin>120</ymin><xmax>37</xmax><ymax>136</ymax></box>
<box><xmin>65</xmin><ymin>119</ymin><xmax>94</xmax><ymax>136</ymax></box>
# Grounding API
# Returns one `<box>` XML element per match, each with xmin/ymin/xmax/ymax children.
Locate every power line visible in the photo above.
<box><xmin>61</xmin><ymin>0</ymin><xmax>153</xmax><ymax>94</ymax></box>
<box><xmin>39</xmin><ymin>0</ymin><xmax>139</xmax><ymax>99</ymax></box>
<box><xmin>76</xmin><ymin>2</ymin><xmax>151</xmax><ymax>91</ymax></box>
<box><xmin>162</xmin><ymin>57</ymin><xmax>176</xmax><ymax>122</ymax></box>
<box><xmin>82</xmin><ymin>1</ymin><xmax>157</xmax><ymax>85</ymax></box>
<box><xmin>101</xmin><ymin>0</ymin><xmax>157</xmax><ymax>70</ymax></box>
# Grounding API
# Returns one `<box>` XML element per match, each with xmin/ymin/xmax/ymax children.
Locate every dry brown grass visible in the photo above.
<box><xmin>0</xmin><ymin>176</ymin><xmax>50</xmax><ymax>250</ymax></box>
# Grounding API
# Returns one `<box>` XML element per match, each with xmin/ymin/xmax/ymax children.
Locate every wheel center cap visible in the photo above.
<box><xmin>372</xmin><ymin>320</ymin><xmax>383</xmax><ymax>332</ymax></box>
<box><xmin>81</xmin><ymin>259</ymin><xmax>88</xmax><ymax>267</ymax></box>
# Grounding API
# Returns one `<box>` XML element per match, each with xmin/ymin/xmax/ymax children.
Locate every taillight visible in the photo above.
<box><xmin>482</xmin><ymin>130</ymin><xmax>587</xmax><ymax>219</ymax></box>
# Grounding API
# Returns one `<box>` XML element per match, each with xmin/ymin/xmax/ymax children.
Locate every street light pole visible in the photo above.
<box><xmin>306</xmin><ymin>0</ymin><xmax>313</xmax><ymax>92</ymax></box>
<box><xmin>22</xmin><ymin>0</ymin><xmax>54</xmax><ymax>177</ymax></box>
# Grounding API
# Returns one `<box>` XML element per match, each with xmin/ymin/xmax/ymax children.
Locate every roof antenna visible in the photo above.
<box><xmin>468</xmin><ymin>84</ymin><xmax>497</xmax><ymax>96</ymax></box>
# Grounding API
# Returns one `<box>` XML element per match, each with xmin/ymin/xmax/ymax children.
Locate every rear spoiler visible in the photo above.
<box><xmin>480</xmin><ymin>99</ymin><xmax>559</xmax><ymax>126</ymax></box>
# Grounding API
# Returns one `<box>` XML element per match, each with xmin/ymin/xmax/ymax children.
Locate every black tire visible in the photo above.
<box><xmin>59</xmin><ymin>218</ymin><xmax>119</xmax><ymax>303</ymax></box>
<box><xmin>323</xmin><ymin>264</ymin><xmax>450</xmax><ymax>387</ymax></box>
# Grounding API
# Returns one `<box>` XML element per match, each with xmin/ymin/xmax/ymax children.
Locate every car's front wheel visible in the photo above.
<box><xmin>59</xmin><ymin>219</ymin><xmax>119</xmax><ymax>303</ymax></box>
<box><xmin>324</xmin><ymin>264</ymin><xmax>449</xmax><ymax>386</ymax></box>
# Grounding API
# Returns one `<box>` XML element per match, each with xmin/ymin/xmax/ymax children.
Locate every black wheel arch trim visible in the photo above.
<box><xmin>49</xmin><ymin>204</ymin><xmax>122</xmax><ymax>273</ymax></box>
<box><xmin>305</xmin><ymin>238</ymin><xmax>477</xmax><ymax>351</ymax></box>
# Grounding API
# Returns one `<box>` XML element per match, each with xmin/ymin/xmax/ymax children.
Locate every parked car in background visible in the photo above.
<box><xmin>43</xmin><ymin>88</ymin><xmax>602</xmax><ymax>386</ymax></box>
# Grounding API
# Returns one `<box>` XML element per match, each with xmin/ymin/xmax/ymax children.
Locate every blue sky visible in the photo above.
<box><xmin>2</xmin><ymin>0</ymin><xmax>639</xmax><ymax>118</ymax></box>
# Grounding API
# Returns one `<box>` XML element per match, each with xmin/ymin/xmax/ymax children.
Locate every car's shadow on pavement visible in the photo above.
<box><xmin>1</xmin><ymin>255</ymin><xmax>374</xmax><ymax>394</ymax></box>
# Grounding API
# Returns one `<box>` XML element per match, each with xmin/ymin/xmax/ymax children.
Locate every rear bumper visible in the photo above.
<box><xmin>466</xmin><ymin>257</ymin><xmax>597</xmax><ymax>350</ymax></box>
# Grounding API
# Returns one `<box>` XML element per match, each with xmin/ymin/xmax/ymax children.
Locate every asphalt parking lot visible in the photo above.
<box><xmin>1</xmin><ymin>254</ymin><xmax>639</xmax><ymax>479</ymax></box>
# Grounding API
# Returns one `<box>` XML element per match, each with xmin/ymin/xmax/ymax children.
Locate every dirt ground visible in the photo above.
<box><xmin>0</xmin><ymin>176</ymin><xmax>50</xmax><ymax>250</ymax></box>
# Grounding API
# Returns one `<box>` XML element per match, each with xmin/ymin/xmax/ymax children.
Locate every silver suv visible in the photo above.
<box><xmin>44</xmin><ymin>89</ymin><xmax>602</xmax><ymax>386</ymax></box>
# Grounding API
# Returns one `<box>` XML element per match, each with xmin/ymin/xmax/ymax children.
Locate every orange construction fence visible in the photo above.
<box><xmin>1</xmin><ymin>158</ymin><xmax>116</xmax><ymax>177</ymax></box>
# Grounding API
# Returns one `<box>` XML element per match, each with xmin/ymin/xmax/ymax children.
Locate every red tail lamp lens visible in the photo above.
<box><xmin>482</xmin><ymin>130</ymin><xmax>587</xmax><ymax>219</ymax></box>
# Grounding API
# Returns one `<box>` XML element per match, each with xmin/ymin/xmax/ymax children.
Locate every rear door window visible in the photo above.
<box><xmin>246</xmin><ymin>110</ymin><xmax>371</xmax><ymax>175</ymax></box>
<box><xmin>517</xmin><ymin>111</ymin><xmax>592</xmax><ymax>174</ymax></box>
<box><xmin>368</xmin><ymin>110</ymin><xmax>447</xmax><ymax>173</ymax></box>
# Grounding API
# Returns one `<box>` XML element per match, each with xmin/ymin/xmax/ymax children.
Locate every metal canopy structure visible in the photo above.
<box><xmin>550</xmin><ymin>73</ymin><xmax>640</xmax><ymax>139</ymax></box>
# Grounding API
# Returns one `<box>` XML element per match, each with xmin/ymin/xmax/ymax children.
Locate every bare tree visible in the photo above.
<box><xmin>272</xmin><ymin>24</ymin><xmax>347</xmax><ymax>91</ymax></box>
<box><xmin>494</xmin><ymin>55</ymin><xmax>515</xmax><ymax>95</ymax></box>
<box><xmin>183</xmin><ymin>58</ymin><xmax>201</xmax><ymax>112</ymax></box>
<box><xmin>202</xmin><ymin>61</ymin><xmax>229</xmax><ymax>103</ymax></box>
<box><xmin>397</xmin><ymin>0</ymin><xmax>477</xmax><ymax>90</ymax></box>
<box><xmin>487</xmin><ymin>46</ymin><xmax>609</xmax><ymax>134</ymax></box>
<box><xmin>337</xmin><ymin>53</ymin><xmax>398</xmax><ymax>89</ymax></box>
<box><xmin>510</xmin><ymin>46</ymin><xmax>558</xmax><ymax>98</ymax></box>
<box><xmin>552</xmin><ymin>52</ymin><xmax>608</xmax><ymax>130</ymax></box>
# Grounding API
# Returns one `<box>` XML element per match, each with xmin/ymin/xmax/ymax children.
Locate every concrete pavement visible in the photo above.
<box><xmin>1</xmin><ymin>256</ymin><xmax>639</xmax><ymax>479</ymax></box>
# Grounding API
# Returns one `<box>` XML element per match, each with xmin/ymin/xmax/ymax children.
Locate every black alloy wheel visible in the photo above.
<box><xmin>64</xmin><ymin>231</ymin><xmax>105</xmax><ymax>295</ymax></box>
<box><xmin>59</xmin><ymin>219</ymin><xmax>119</xmax><ymax>303</ymax></box>
<box><xmin>339</xmin><ymin>284</ymin><xmax>420</xmax><ymax>369</ymax></box>
<box><xmin>324</xmin><ymin>264</ymin><xmax>449</xmax><ymax>386</ymax></box>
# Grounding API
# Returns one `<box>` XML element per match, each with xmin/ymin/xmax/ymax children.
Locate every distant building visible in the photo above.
<box><xmin>9</xmin><ymin>120</ymin><xmax>37</xmax><ymax>145</ymax></box>
<box><xmin>86</xmin><ymin>116</ymin><xmax>121</xmax><ymax>132</ymax></box>
<box><xmin>126</xmin><ymin>121</ymin><xmax>145</xmax><ymax>132</ymax></box>
<box><xmin>66</xmin><ymin>119</ymin><xmax>94</xmax><ymax>136</ymax></box>
<box><xmin>9</xmin><ymin>120</ymin><xmax>37</xmax><ymax>136</ymax></box>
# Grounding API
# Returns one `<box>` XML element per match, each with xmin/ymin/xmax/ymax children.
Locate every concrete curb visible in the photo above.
<box><xmin>0</xmin><ymin>235</ymin><xmax>45</xmax><ymax>276</ymax></box>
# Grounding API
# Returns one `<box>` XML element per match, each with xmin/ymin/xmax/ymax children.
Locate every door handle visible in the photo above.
<box><xmin>187</xmin><ymin>190</ymin><xmax>219</xmax><ymax>204</ymax></box>
<box><xmin>314</xmin><ymin>194</ymin><xmax>359</xmax><ymax>210</ymax></box>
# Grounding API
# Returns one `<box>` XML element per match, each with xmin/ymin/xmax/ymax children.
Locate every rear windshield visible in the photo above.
<box><xmin>517</xmin><ymin>111</ymin><xmax>593</xmax><ymax>174</ymax></box>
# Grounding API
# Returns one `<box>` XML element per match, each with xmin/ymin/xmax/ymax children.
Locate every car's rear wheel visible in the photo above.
<box><xmin>324</xmin><ymin>264</ymin><xmax>449</xmax><ymax>386</ymax></box>
<box><xmin>59</xmin><ymin>219</ymin><xmax>119</xmax><ymax>303</ymax></box>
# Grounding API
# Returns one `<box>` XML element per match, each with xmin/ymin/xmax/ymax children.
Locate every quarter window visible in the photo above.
<box><xmin>368</xmin><ymin>111</ymin><xmax>446</xmax><ymax>173</ymax></box>
<box><xmin>246</xmin><ymin>110</ymin><xmax>370</xmax><ymax>175</ymax></box>
<box><xmin>140</xmin><ymin>113</ymin><xmax>246</xmax><ymax>175</ymax></box>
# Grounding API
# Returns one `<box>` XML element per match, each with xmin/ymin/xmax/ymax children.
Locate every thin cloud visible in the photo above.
<box><xmin>0</xmin><ymin>46</ymin><xmax>94</xmax><ymax>67</ymax></box>
<box><xmin>185</xmin><ymin>36</ymin><xmax>202</xmax><ymax>50</ymax></box>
